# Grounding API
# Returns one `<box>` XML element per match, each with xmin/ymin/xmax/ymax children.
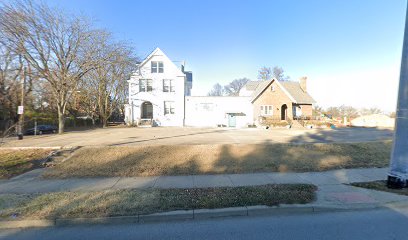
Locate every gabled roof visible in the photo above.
<box><xmin>244</xmin><ymin>81</ymin><xmax>264</xmax><ymax>91</ymax></box>
<box><xmin>137</xmin><ymin>47</ymin><xmax>164</xmax><ymax>67</ymax></box>
<box><xmin>279</xmin><ymin>81</ymin><xmax>316</xmax><ymax>104</ymax></box>
<box><xmin>249</xmin><ymin>80</ymin><xmax>271</xmax><ymax>101</ymax></box>
<box><xmin>249</xmin><ymin>79</ymin><xmax>316</xmax><ymax>104</ymax></box>
<box><xmin>132</xmin><ymin>47</ymin><xmax>185</xmax><ymax>77</ymax></box>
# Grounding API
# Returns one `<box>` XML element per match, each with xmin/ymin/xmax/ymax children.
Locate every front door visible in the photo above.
<box><xmin>141</xmin><ymin>102</ymin><xmax>153</xmax><ymax>119</ymax></box>
<box><xmin>281</xmin><ymin>104</ymin><xmax>288</xmax><ymax>120</ymax></box>
<box><xmin>228</xmin><ymin>114</ymin><xmax>236</xmax><ymax>127</ymax></box>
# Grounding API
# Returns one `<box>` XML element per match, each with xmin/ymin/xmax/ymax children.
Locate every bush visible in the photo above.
<box><xmin>259</xmin><ymin>117</ymin><xmax>290</xmax><ymax>128</ymax></box>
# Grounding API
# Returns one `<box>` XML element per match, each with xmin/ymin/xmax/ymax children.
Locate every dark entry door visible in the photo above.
<box><xmin>141</xmin><ymin>102</ymin><xmax>153</xmax><ymax>119</ymax></box>
<box><xmin>281</xmin><ymin>104</ymin><xmax>288</xmax><ymax>120</ymax></box>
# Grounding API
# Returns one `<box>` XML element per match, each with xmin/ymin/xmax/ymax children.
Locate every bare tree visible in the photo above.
<box><xmin>258</xmin><ymin>66</ymin><xmax>272</xmax><ymax>81</ymax></box>
<box><xmin>272</xmin><ymin>66</ymin><xmax>290</xmax><ymax>81</ymax></box>
<box><xmin>258</xmin><ymin>66</ymin><xmax>290</xmax><ymax>81</ymax></box>
<box><xmin>360</xmin><ymin>107</ymin><xmax>383</xmax><ymax>116</ymax></box>
<box><xmin>0</xmin><ymin>0</ymin><xmax>102</xmax><ymax>133</ymax></box>
<box><xmin>207</xmin><ymin>83</ymin><xmax>225</xmax><ymax>96</ymax></box>
<box><xmin>0</xmin><ymin>40</ymin><xmax>34</xmax><ymax>132</ymax></box>
<box><xmin>223</xmin><ymin>78</ymin><xmax>249</xmax><ymax>96</ymax></box>
<box><xmin>83</xmin><ymin>37</ymin><xmax>136</xmax><ymax>127</ymax></box>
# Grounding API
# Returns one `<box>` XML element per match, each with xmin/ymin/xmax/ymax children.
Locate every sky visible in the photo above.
<box><xmin>44</xmin><ymin>0</ymin><xmax>407</xmax><ymax>112</ymax></box>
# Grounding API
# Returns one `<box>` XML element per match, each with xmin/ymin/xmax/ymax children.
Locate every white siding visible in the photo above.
<box><xmin>185</xmin><ymin>96</ymin><xmax>253</xmax><ymax>127</ymax></box>
<box><xmin>126</xmin><ymin>48</ymin><xmax>186</xmax><ymax>126</ymax></box>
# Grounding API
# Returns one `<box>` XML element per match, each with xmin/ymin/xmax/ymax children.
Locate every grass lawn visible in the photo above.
<box><xmin>0</xmin><ymin>184</ymin><xmax>316</xmax><ymax>220</ymax></box>
<box><xmin>351</xmin><ymin>181</ymin><xmax>408</xmax><ymax>196</ymax></box>
<box><xmin>43</xmin><ymin>141</ymin><xmax>391</xmax><ymax>178</ymax></box>
<box><xmin>0</xmin><ymin>149</ymin><xmax>51</xmax><ymax>179</ymax></box>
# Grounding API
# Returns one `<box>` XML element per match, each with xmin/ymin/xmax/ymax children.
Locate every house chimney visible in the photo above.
<box><xmin>300</xmin><ymin>76</ymin><xmax>307</xmax><ymax>92</ymax></box>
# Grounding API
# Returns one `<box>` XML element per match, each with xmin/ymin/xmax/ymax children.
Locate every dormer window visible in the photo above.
<box><xmin>151</xmin><ymin>61</ymin><xmax>164</xmax><ymax>73</ymax></box>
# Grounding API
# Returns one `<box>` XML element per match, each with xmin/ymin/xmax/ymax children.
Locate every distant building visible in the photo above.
<box><xmin>124</xmin><ymin>48</ymin><xmax>316</xmax><ymax>127</ymax></box>
<box><xmin>241</xmin><ymin>77</ymin><xmax>316</xmax><ymax>122</ymax></box>
<box><xmin>351</xmin><ymin>114</ymin><xmax>395</xmax><ymax>128</ymax></box>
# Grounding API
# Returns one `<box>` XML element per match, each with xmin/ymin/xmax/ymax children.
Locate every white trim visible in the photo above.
<box><xmin>251</xmin><ymin>78</ymin><xmax>297</xmax><ymax>103</ymax></box>
<box><xmin>274</xmin><ymin>80</ymin><xmax>297</xmax><ymax>103</ymax></box>
<box><xmin>260</xmin><ymin>105</ymin><xmax>273</xmax><ymax>116</ymax></box>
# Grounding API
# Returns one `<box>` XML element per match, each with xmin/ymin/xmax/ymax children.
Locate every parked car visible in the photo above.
<box><xmin>25</xmin><ymin>125</ymin><xmax>58</xmax><ymax>135</ymax></box>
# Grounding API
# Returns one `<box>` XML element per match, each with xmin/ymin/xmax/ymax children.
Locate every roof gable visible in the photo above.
<box><xmin>250</xmin><ymin>79</ymin><xmax>316</xmax><ymax>104</ymax></box>
<box><xmin>135</xmin><ymin>47</ymin><xmax>184</xmax><ymax>76</ymax></box>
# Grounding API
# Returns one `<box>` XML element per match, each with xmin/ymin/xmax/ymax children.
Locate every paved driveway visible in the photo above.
<box><xmin>2</xmin><ymin>127</ymin><xmax>393</xmax><ymax>147</ymax></box>
<box><xmin>1</xmin><ymin>127</ymin><xmax>393</xmax><ymax>148</ymax></box>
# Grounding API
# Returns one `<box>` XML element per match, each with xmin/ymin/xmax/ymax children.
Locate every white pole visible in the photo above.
<box><xmin>388</xmin><ymin>2</ymin><xmax>408</xmax><ymax>188</ymax></box>
<box><xmin>131</xmin><ymin>101</ymin><xmax>134</xmax><ymax>126</ymax></box>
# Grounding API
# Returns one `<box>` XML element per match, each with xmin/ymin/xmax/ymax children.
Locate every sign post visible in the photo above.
<box><xmin>388</xmin><ymin>2</ymin><xmax>408</xmax><ymax>188</ymax></box>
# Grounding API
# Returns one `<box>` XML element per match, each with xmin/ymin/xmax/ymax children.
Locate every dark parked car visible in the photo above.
<box><xmin>25</xmin><ymin>125</ymin><xmax>58</xmax><ymax>135</ymax></box>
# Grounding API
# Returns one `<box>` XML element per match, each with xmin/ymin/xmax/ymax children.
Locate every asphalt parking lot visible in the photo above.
<box><xmin>1</xmin><ymin>126</ymin><xmax>394</xmax><ymax>148</ymax></box>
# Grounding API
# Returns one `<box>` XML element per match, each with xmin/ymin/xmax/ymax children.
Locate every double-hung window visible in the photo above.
<box><xmin>164</xmin><ymin>101</ymin><xmax>175</xmax><ymax>115</ymax></box>
<box><xmin>163</xmin><ymin>79</ymin><xmax>175</xmax><ymax>92</ymax></box>
<box><xmin>151</xmin><ymin>61</ymin><xmax>164</xmax><ymax>73</ymax></box>
<box><xmin>260</xmin><ymin>105</ymin><xmax>273</xmax><ymax>116</ymax></box>
<box><xmin>139</xmin><ymin>79</ymin><xmax>152</xmax><ymax>92</ymax></box>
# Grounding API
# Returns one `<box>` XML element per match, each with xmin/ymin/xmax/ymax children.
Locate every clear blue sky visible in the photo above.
<box><xmin>46</xmin><ymin>0</ymin><xmax>406</xmax><ymax>111</ymax></box>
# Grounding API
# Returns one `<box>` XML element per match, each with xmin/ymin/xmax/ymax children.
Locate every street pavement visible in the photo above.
<box><xmin>1</xmin><ymin>167</ymin><xmax>407</xmax><ymax>210</ymax></box>
<box><xmin>2</xmin><ymin>207</ymin><xmax>408</xmax><ymax>240</ymax></box>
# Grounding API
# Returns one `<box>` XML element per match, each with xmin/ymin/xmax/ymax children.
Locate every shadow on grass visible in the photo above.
<box><xmin>43</xmin><ymin>137</ymin><xmax>392</xmax><ymax>179</ymax></box>
<box><xmin>107</xmin><ymin>128</ymin><xmax>234</xmax><ymax>146</ymax></box>
<box><xmin>287</xmin><ymin>127</ymin><xmax>394</xmax><ymax>144</ymax></box>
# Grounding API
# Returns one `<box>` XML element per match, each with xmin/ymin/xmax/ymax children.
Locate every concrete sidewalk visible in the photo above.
<box><xmin>1</xmin><ymin>167</ymin><xmax>407</xmax><ymax>210</ymax></box>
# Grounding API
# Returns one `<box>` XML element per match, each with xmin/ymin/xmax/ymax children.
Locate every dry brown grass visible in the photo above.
<box><xmin>351</xmin><ymin>181</ymin><xmax>408</xmax><ymax>196</ymax></box>
<box><xmin>43</xmin><ymin>141</ymin><xmax>392</xmax><ymax>178</ymax></box>
<box><xmin>0</xmin><ymin>149</ymin><xmax>51</xmax><ymax>179</ymax></box>
<box><xmin>0</xmin><ymin>184</ymin><xmax>316</xmax><ymax>219</ymax></box>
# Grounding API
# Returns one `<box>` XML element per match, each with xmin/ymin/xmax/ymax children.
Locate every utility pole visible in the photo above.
<box><xmin>17</xmin><ymin>66</ymin><xmax>26</xmax><ymax>140</ymax></box>
<box><xmin>388</xmin><ymin>2</ymin><xmax>408</xmax><ymax>188</ymax></box>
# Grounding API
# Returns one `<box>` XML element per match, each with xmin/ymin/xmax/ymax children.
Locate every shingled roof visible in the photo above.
<box><xmin>279</xmin><ymin>81</ymin><xmax>316</xmax><ymax>104</ymax></box>
<box><xmin>248</xmin><ymin>79</ymin><xmax>316</xmax><ymax>104</ymax></box>
<box><xmin>244</xmin><ymin>81</ymin><xmax>264</xmax><ymax>91</ymax></box>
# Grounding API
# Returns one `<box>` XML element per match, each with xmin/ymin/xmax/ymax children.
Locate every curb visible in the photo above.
<box><xmin>3</xmin><ymin>203</ymin><xmax>407</xmax><ymax>229</ymax></box>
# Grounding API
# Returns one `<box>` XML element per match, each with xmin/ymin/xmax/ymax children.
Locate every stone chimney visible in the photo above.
<box><xmin>300</xmin><ymin>76</ymin><xmax>307</xmax><ymax>92</ymax></box>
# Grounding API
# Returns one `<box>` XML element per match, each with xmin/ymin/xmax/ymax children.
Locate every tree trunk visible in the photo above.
<box><xmin>57</xmin><ymin>106</ymin><xmax>65</xmax><ymax>134</ymax></box>
<box><xmin>102</xmin><ymin>117</ymin><xmax>107</xmax><ymax>128</ymax></box>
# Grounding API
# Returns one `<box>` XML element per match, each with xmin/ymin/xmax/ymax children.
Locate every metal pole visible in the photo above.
<box><xmin>387</xmin><ymin>2</ymin><xmax>408</xmax><ymax>188</ymax></box>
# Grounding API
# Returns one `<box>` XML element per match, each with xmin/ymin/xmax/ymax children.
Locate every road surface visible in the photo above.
<box><xmin>2</xmin><ymin>207</ymin><xmax>408</xmax><ymax>240</ymax></box>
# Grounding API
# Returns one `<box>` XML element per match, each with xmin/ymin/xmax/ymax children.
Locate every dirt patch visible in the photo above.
<box><xmin>43</xmin><ymin>141</ymin><xmax>391</xmax><ymax>178</ymax></box>
<box><xmin>0</xmin><ymin>149</ymin><xmax>52</xmax><ymax>179</ymax></box>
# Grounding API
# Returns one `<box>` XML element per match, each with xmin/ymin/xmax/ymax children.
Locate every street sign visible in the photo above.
<box><xmin>17</xmin><ymin>106</ymin><xmax>24</xmax><ymax>115</ymax></box>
